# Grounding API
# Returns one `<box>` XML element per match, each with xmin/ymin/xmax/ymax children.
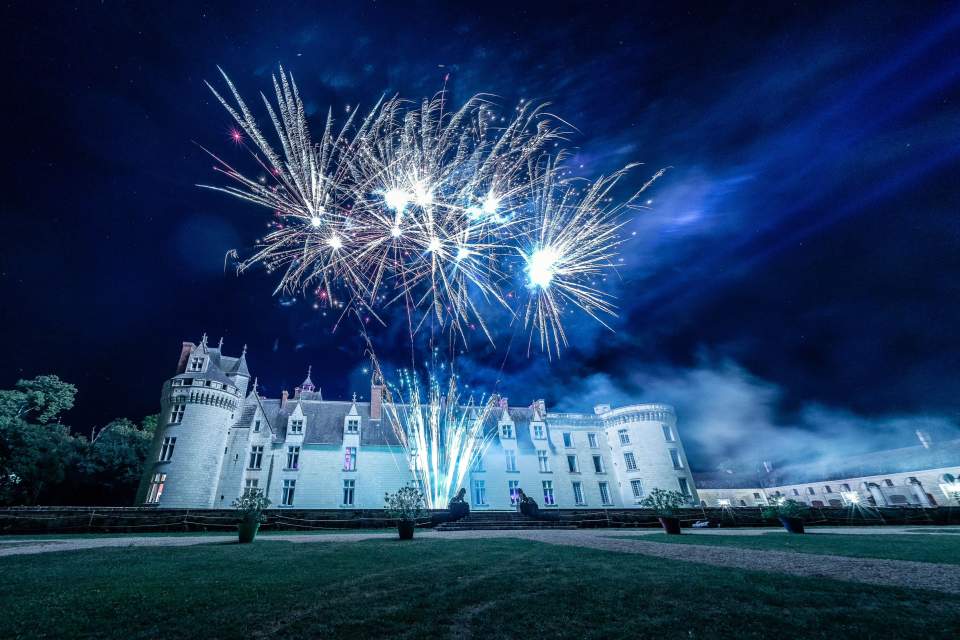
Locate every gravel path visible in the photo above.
<box><xmin>2</xmin><ymin>527</ymin><xmax>958</xmax><ymax>593</ymax></box>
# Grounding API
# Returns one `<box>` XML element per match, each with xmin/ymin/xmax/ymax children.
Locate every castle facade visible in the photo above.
<box><xmin>136</xmin><ymin>337</ymin><xmax>700</xmax><ymax>510</ymax></box>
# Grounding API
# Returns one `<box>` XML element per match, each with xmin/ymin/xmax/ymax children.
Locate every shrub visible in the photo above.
<box><xmin>761</xmin><ymin>498</ymin><xmax>808</xmax><ymax>520</ymax></box>
<box><xmin>385</xmin><ymin>484</ymin><xmax>425</xmax><ymax>522</ymax></box>
<box><xmin>639</xmin><ymin>488</ymin><xmax>688</xmax><ymax>516</ymax></box>
<box><xmin>232</xmin><ymin>489</ymin><xmax>271</xmax><ymax>522</ymax></box>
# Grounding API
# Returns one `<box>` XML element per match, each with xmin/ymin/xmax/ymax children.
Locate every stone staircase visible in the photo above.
<box><xmin>435</xmin><ymin>510</ymin><xmax>577</xmax><ymax>531</ymax></box>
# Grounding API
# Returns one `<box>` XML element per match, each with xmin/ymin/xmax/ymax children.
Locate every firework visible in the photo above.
<box><xmin>201</xmin><ymin>68</ymin><xmax>658</xmax><ymax>354</ymax></box>
<box><xmin>380</xmin><ymin>370</ymin><xmax>497</xmax><ymax>509</ymax></box>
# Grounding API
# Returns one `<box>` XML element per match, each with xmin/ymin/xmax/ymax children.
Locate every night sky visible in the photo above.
<box><xmin>3</xmin><ymin>2</ymin><xmax>959</xmax><ymax>469</ymax></box>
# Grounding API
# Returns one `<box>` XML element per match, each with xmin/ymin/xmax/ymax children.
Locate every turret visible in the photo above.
<box><xmin>136</xmin><ymin>335</ymin><xmax>245</xmax><ymax>508</ymax></box>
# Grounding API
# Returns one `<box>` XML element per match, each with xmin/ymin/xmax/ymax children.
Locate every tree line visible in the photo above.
<box><xmin>0</xmin><ymin>375</ymin><xmax>156</xmax><ymax>507</ymax></box>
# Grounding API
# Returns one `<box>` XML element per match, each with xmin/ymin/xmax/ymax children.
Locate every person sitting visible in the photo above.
<box><xmin>516</xmin><ymin>488</ymin><xmax>539</xmax><ymax>518</ymax></box>
<box><xmin>448</xmin><ymin>487</ymin><xmax>469</xmax><ymax>519</ymax></box>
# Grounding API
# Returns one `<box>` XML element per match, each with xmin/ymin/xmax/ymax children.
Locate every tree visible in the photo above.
<box><xmin>0</xmin><ymin>375</ymin><xmax>76</xmax><ymax>424</ymax></box>
<box><xmin>76</xmin><ymin>417</ymin><xmax>156</xmax><ymax>504</ymax></box>
<box><xmin>0</xmin><ymin>419</ymin><xmax>81</xmax><ymax>505</ymax></box>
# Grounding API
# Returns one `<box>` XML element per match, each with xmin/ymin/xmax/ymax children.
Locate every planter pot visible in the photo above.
<box><xmin>658</xmin><ymin>516</ymin><xmax>682</xmax><ymax>535</ymax></box>
<box><xmin>397</xmin><ymin>520</ymin><xmax>415</xmax><ymax>540</ymax></box>
<box><xmin>237</xmin><ymin>518</ymin><xmax>261</xmax><ymax>544</ymax></box>
<box><xmin>779</xmin><ymin>516</ymin><xmax>805</xmax><ymax>534</ymax></box>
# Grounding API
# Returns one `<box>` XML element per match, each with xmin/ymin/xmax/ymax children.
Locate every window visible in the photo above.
<box><xmin>501</xmin><ymin>423</ymin><xmax>514</xmax><ymax>439</ymax></box>
<box><xmin>286</xmin><ymin>446</ymin><xmax>300</xmax><ymax>470</ymax></box>
<box><xmin>188</xmin><ymin>356</ymin><xmax>205</xmax><ymax>372</ymax></box>
<box><xmin>158</xmin><ymin>437</ymin><xmax>176</xmax><ymax>462</ymax></box>
<box><xmin>567</xmin><ymin>455</ymin><xmax>579</xmax><ymax>473</ymax></box>
<box><xmin>342</xmin><ymin>479</ymin><xmax>355</xmax><ymax>506</ymax></box>
<box><xmin>599</xmin><ymin>482</ymin><xmax>612</xmax><ymax>505</ymax></box>
<box><xmin>824</xmin><ymin>485</ymin><xmax>832</xmax><ymax>493</ymax></box>
<box><xmin>542</xmin><ymin>480</ymin><xmax>555</xmax><ymax>505</ymax></box>
<box><xmin>842</xmin><ymin>483</ymin><xmax>851</xmax><ymax>492</ymax></box>
<box><xmin>253</xmin><ymin>419</ymin><xmax>261</xmax><ymax>433</ymax></box>
<box><xmin>562</xmin><ymin>432</ymin><xmax>573</xmax><ymax>447</ymax></box>
<box><xmin>884</xmin><ymin>479</ymin><xmax>894</xmax><ymax>487</ymax></box>
<box><xmin>618</xmin><ymin>429</ymin><xmax>630</xmax><ymax>445</ymax></box>
<box><xmin>624</xmin><ymin>452</ymin><xmax>637</xmax><ymax>471</ymax></box>
<box><xmin>508</xmin><ymin>480</ymin><xmax>520</xmax><ymax>505</ymax></box>
<box><xmin>792</xmin><ymin>488</ymin><xmax>800</xmax><ymax>496</ymax></box>
<box><xmin>592</xmin><ymin>455</ymin><xmax>604</xmax><ymax>473</ymax></box>
<box><xmin>533</xmin><ymin>424</ymin><xmax>545</xmax><ymax>439</ymax></box>
<box><xmin>678</xmin><ymin>477</ymin><xmax>691</xmax><ymax>496</ymax></box>
<box><xmin>718</xmin><ymin>499</ymin><xmax>731</xmax><ymax>507</ymax></box>
<box><xmin>249</xmin><ymin>446</ymin><xmax>263</xmax><ymax>470</ymax></box>
<box><xmin>662</xmin><ymin>424</ymin><xmax>675</xmax><ymax>442</ymax></box>
<box><xmin>537</xmin><ymin>450</ymin><xmax>550</xmax><ymax>472</ymax></box>
<box><xmin>807</xmin><ymin>487</ymin><xmax>815</xmax><ymax>495</ymax></box>
<box><xmin>572</xmin><ymin>481</ymin><xmax>585</xmax><ymax>505</ymax></box>
<box><xmin>504</xmin><ymin>449</ymin><xmax>517</xmax><ymax>472</ymax></box>
<box><xmin>739</xmin><ymin>499</ymin><xmax>747</xmax><ymax>506</ymax></box>
<box><xmin>145</xmin><ymin>473</ymin><xmax>166</xmax><ymax>504</ymax></box>
<box><xmin>473</xmin><ymin>479</ymin><xmax>487</xmax><ymax>505</ymax></box>
<box><xmin>281</xmin><ymin>479</ymin><xmax>296</xmax><ymax>506</ymax></box>
<box><xmin>169</xmin><ymin>403</ymin><xmax>185</xmax><ymax>424</ymax></box>
<box><xmin>346</xmin><ymin>418</ymin><xmax>360</xmax><ymax>433</ymax></box>
<box><xmin>344</xmin><ymin>447</ymin><xmax>357</xmax><ymax>471</ymax></box>
<box><xmin>753</xmin><ymin>492</ymin><xmax>762</xmax><ymax>499</ymax></box>
<box><xmin>290</xmin><ymin>419</ymin><xmax>304</xmax><ymax>434</ymax></box>
<box><xmin>587</xmin><ymin>433</ymin><xmax>598</xmax><ymax>448</ymax></box>
<box><xmin>630</xmin><ymin>479</ymin><xmax>644</xmax><ymax>499</ymax></box>
<box><xmin>244</xmin><ymin>479</ymin><xmax>259</xmax><ymax>495</ymax></box>
<box><xmin>669</xmin><ymin>449</ymin><xmax>683</xmax><ymax>470</ymax></box>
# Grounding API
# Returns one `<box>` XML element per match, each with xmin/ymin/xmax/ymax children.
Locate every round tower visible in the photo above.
<box><xmin>598</xmin><ymin>403</ymin><xmax>699</xmax><ymax>506</ymax></box>
<box><xmin>137</xmin><ymin>335</ymin><xmax>243</xmax><ymax>508</ymax></box>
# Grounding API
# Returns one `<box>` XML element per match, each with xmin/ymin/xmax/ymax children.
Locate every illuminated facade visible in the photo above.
<box><xmin>137</xmin><ymin>336</ymin><xmax>700</xmax><ymax>509</ymax></box>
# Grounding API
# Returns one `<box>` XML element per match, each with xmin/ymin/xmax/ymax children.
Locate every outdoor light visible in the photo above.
<box><xmin>841</xmin><ymin>491</ymin><xmax>860</xmax><ymax>504</ymax></box>
<box><xmin>718</xmin><ymin>499</ymin><xmax>731</xmax><ymax>507</ymax></box>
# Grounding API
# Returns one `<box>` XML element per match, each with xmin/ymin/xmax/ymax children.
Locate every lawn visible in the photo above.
<box><xmin>0</xmin><ymin>529</ymin><xmax>392</xmax><ymax>541</ymax></box>
<box><xmin>625</xmin><ymin>531</ymin><xmax>960</xmax><ymax>564</ymax></box>
<box><xmin>1</xmin><ymin>538</ymin><xmax>959</xmax><ymax>639</ymax></box>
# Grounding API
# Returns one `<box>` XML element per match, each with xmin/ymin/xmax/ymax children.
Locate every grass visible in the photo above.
<box><xmin>0</xmin><ymin>528</ymin><xmax>392</xmax><ymax>541</ymax></box>
<box><xmin>1</xmin><ymin>538</ymin><xmax>959</xmax><ymax>639</ymax></box>
<box><xmin>627</xmin><ymin>532</ymin><xmax>960</xmax><ymax>564</ymax></box>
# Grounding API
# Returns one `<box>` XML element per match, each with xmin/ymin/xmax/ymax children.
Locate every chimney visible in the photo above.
<box><xmin>294</xmin><ymin>386</ymin><xmax>301</xmax><ymax>399</ymax></box>
<box><xmin>281</xmin><ymin>390</ymin><xmax>289</xmax><ymax>410</ymax></box>
<box><xmin>176</xmin><ymin>341</ymin><xmax>195</xmax><ymax>374</ymax></box>
<box><xmin>370</xmin><ymin>380</ymin><xmax>384</xmax><ymax>420</ymax></box>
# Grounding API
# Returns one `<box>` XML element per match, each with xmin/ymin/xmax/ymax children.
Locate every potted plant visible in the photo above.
<box><xmin>762</xmin><ymin>498</ymin><xmax>808</xmax><ymax>533</ymax></box>
<box><xmin>639</xmin><ymin>488</ymin><xmax>688</xmax><ymax>534</ymax></box>
<box><xmin>385</xmin><ymin>484</ymin><xmax>425</xmax><ymax>540</ymax></box>
<box><xmin>232</xmin><ymin>489</ymin><xmax>270</xmax><ymax>543</ymax></box>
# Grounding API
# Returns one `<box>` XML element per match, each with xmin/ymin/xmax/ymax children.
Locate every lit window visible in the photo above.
<box><xmin>473</xmin><ymin>479</ymin><xmax>487</xmax><ymax>505</ymax></box>
<box><xmin>286</xmin><ymin>446</ymin><xmax>300</xmax><ymax>470</ymax></box>
<box><xmin>508</xmin><ymin>480</ymin><xmax>520</xmax><ymax>505</ymax></box>
<box><xmin>587</xmin><ymin>433</ymin><xmax>598</xmax><ymax>448</ymax></box>
<box><xmin>249</xmin><ymin>446</ymin><xmax>263</xmax><ymax>470</ymax></box>
<box><xmin>537</xmin><ymin>449</ymin><xmax>550</xmax><ymax>472</ymax></box>
<box><xmin>188</xmin><ymin>356</ymin><xmax>205</xmax><ymax>372</ymax></box>
<box><xmin>718</xmin><ymin>498</ymin><xmax>731</xmax><ymax>507</ymax></box>
<box><xmin>533</xmin><ymin>424</ymin><xmax>545</xmax><ymax>439</ymax></box>
<box><xmin>169</xmin><ymin>403</ymin><xmax>185</xmax><ymax>425</ymax></box>
<box><xmin>678</xmin><ymin>478</ymin><xmax>691</xmax><ymax>496</ymax></box>
<box><xmin>344</xmin><ymin>447</ymin><xmax>357</xmax><ymax>471</ymax></box>
<box><xmin>630</xmin><ymin>479</ymin><xmax>644</xmax><ymax>499</ymax></box>
<box><xmin>572</xmin><ymin>481</ymin><xmax>585</xmax><ymax>505</ymax></box>
<box><xmin>504</xmin><ymin>449</ymin><xmax>517</xmax><ymax>472</ymax></box>
<box><xmin>618</xmin><ymin>429</ymin><xmax>630</xmax><ymax>445</ymax></box>
<box><xmin>158</xmin><ymin>437</ymin><xmax>176</xmax><ymax>462</ymax></box>
<box><xmin>281</xmin><ymin>479</ymin><xmax>296</xmax><ymax>506</ymax></box>
<box><xmin>253</xmin><ymin>420</ymin><xmax>261</xmax><ymax>433</ymax></box>
<box><xmin>342</xmin><ymin>479</ymin><xmax>355</xmax><ymax>506</ymax></box>
<box><xmin>592</xmin><ymin>455</ymin><xmax>604</xmax><ymax>473</ymax></box>
<box><xmin>669</xmin><ymin>449</ymin><xmax>683</xmax><ymax>470</ymax></box>
<box><xmin>290</xmin><ymin>419</ymin><xmax>304</xmax><ymax>434</ymax></box>
<box><xmin>662</xmin><ymin>424</ymin><xmax>675</xmax><ymax>442</ymax></box>
<box><xmin>145</xmin><ymin>473</ymin><xmax>166</xmax><ymax>504</ymax></box>
<box><xmin>562</xmin><ymin>432</ymin><xmax>573</xmax><ymax>447</ymax></box>
<box><xmin>624</xmin><ymin>452</ymin><xmax>637</xmax><ymax>471</ymax></box>
<box><xmin>542</xmin><ymin>480</ymin><xmax>555</xmax><ymax>506</ymax></box>
<box><xmin>567</xmin><ymin>455</ymin><xmax>579</xmax><ymax>473</ymax></box>
<box><xmin>599</xmin><ymin>482</ymin><xmax>612</xmax><ymax>505</ymax></box>
<box><xmin>501</xmin><ymin>424</ymin><xmax>513</xmax><ymax>439</ymax></box>
<box><xmin>244</xmin><ymin>478</ymin><xmax>259</xmax><ymax>496</ymax></box>
<box><xmin>346</xmin><ymin>418</ymin><xmax>360</xmax><ymax>433</ymax></box>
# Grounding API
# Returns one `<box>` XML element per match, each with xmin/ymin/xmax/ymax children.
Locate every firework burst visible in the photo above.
<box><xmin>201</xmin><ymin>68</ymin><xmax>659</xmax><ymax>355</ymax></box>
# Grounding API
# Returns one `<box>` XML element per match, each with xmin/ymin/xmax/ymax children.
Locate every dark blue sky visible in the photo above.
<box><xmin>2</xmin><ymin>1</ymin><xmax>959</xmax><ymax>468</ymax></box>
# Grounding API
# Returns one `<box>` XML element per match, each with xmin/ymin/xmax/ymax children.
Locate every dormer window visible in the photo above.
<box><xmin>501</xmin><ymin>424</ymin><xmax>514</xmax><ymax>439</ymax></box>
<box><xmin>290</xmin><ymin>419</ymin><xmax>304</xmax><ymax>435</ymax></box>
<box><xmin>189</xmin><ymin>356</ymin><xmax>205</xmax><ymax>372</ymax></box>
<box><xmin>533</xmin><ymin>424</ymin><xmax>545</xmax><ymax>439</ymax></box>
<box><xmin>253</xmin><ymin>420</ymin><xmax>261</xmax><ymax>433</ymax></box>
<box><xmin>346</xmin><ymin>418</ymin><xmax>360</xmax><ymax>434</ymax></box>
